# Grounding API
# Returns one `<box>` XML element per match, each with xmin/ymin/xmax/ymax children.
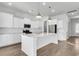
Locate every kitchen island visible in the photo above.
<box><xmin>21</xmin><ymin>33</ymin><xmax>58</xmax><ymax>56</ymax></box>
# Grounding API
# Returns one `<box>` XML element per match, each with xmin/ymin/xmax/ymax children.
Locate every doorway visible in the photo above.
<box><xmin>68</xmin><ymin>18</ymin><xmax>79</xmax><ymax>46</ymax></box>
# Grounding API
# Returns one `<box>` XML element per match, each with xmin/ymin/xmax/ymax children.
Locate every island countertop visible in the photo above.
<box><xmin>21</xmin><ymin>33</ymin><xmax>56</xmax><ymax>38</ymax></box>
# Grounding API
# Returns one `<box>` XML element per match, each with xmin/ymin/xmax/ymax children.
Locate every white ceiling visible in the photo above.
<box><xmin>0</xmin><ymin>2</ymin><xmax>79</xmax><ymax>18</ymax></box>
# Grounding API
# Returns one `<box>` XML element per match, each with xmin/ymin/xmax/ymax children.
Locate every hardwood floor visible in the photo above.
<box><xmin>37</xmin><ymin>37</ymin><xmax>79</xmax><ymax>56</ymax></box>
<box><xmin>0</xmin><ymin>43</ymin><xmax>26</xmax><ymax>56</ymax></box>
<box><xmin>67</xmin><ymin>36</ymin><xmax>79</xmax><ymax>46</ymax></box>
<box><xmin>0</xmin><ymin>37</ymin><xmax>79</xmax><ymax>56</ymax></box>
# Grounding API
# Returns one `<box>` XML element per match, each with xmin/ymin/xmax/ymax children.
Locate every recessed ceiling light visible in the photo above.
<box><xmin>51</xmin><ymin>9</ymin><xmax>55</xmax><ymax>13</ymax></box>
<box><xmin>42</xmin><ymin>2</ymin><xmax>46</xmax><ymax>6</ymax></box>
<box><xmin>8</xmin><ymin>2</ymin><xmax>12</xmax><ymax>6</ymax></box>
<box><xmin>71</xmin><ymin>13</ymin><xmax>74</xmax><ymax>15</ymax></box>
<box><xmin>28</xmin><ymin>10</ymin><xmax>32</xmax><ymax>13</ymax></box>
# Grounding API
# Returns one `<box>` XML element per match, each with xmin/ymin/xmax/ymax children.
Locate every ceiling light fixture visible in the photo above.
<box><xmin>8</xmin><ymin>2</ymin><xmax>12</xmax><ymax>6</ymax></box>
<box><xmin>36</xmin><ymin>9</ymin><xmax>42</xmax><ymax>19</ymax></box>
<box><xmin>51</xmin><ymin>9</ymin><xmax>55</xmax><ymax>13</ymax></box>
<box><xmin>71</xmin><ymin>13</ymin><xmax>74</xmax><ymax>15</ymax></box>
<box><xmin>36</xmin><ymin>12</ymin><xmax>42</xmax><ymax>19</ymax></box>
<box><xmin>42</xmin><ymin>2</ymin><xmax>46</xmax><ymax>6</ymax></box>
<box><xmin>28</xmin><ymin>10</ymin><xmax>32</xmax><ymax>13</ymax></box>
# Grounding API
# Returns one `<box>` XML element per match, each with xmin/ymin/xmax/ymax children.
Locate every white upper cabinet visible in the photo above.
<box><xmin>13</xmin><ymin>16</ymin><xmax>24</xmax><ymax>28</ymax></box>
<box><xmin>0</xmin><ymin>12</ymin><xmax>13</xmax><ymax>27</ymax></box>
<box><xmin>0</xmin><ymin>12</ymin><xmax>24</xmax><ymax>28</ymax></box>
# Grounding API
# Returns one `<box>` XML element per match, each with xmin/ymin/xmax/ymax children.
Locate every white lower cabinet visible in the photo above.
<box><xmin>0</xmin><ymin>34</ymin><xmax>21</xmax><ymax>47</ymax></box>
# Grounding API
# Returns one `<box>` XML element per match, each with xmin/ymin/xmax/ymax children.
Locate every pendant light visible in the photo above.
<box><xmin>36</xmin><ymin>12</ymin><xmax>42</xmax><ymax>19</ymax></box>
<box><xmin>36</xmin><ymin>9</ymin><xmax>42</xmax><ymax>19</ymax></box>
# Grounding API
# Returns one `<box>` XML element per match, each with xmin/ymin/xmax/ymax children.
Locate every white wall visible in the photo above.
<box><xmin>57</xmin><ymin>14</ymin><xmax>69</xmax><ymax>40</ymax></box>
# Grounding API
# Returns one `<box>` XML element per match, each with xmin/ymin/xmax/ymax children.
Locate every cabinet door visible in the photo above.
<box><xmin>0</xmin><ymin>12</ymin><xmax>13</xmax><ymax>27</ymax></box>
<box><xmin>13</xmin><ymin>17</ymin><xmax>24</xmax><ymax>28</ymax></box>
<box><xmin>0</xmin><ymin>34</ymin><xmax>21</xmax><ymax>47</ymax></box>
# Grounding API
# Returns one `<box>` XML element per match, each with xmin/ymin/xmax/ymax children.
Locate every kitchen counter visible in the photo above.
<box><xmin>21</xmin><ymin>33</ymin><xmax>58</xmax><ymax>56</ymax></box>
<box><xmin>22</xmin><ymin>33</ymin><xmax>55</xmax><ymax>38</ymax></box>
